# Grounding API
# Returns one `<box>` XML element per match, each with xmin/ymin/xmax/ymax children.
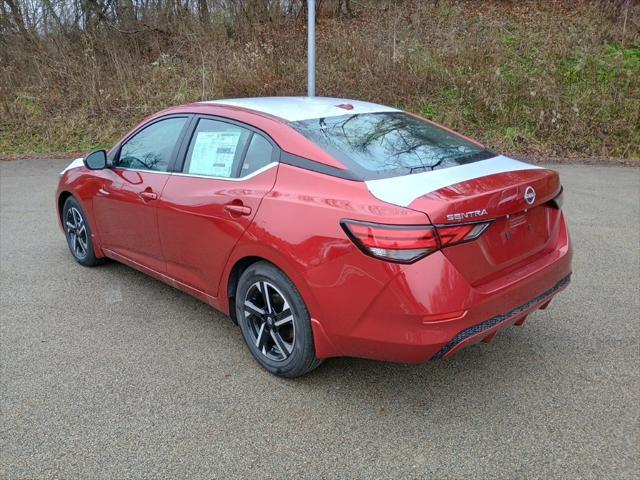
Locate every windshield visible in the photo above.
<box><xmin>291</xmin><ymin>112</ymin><xmax>495</xmax><ymax>180</ymax></box>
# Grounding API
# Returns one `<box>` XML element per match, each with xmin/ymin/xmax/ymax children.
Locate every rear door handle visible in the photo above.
<box><xmin>139</xmin><ymin>190</ymin><xmax>158</xmax><ymax>201</ymax></box>
<box><xmin>224</xmin><ymin>204</ymin><xmax>252</xmax><ymax>216</ymax></box>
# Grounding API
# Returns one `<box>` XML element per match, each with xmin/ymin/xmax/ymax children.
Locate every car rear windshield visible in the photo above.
<box><xmin>290</xmin><ymin>112</ymin><xmax>495</xmax><ymax>180</ymax></box>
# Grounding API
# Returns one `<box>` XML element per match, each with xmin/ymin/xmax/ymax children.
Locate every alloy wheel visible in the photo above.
<box><xmin>65</xmin><ymin>206</ymin><xmax>88</xmax><ymax>259</ymax></box>
<box><xmin>242</xmin><ymin>281</ymin><xmax>295</xmax><ymax>362</ymax></box>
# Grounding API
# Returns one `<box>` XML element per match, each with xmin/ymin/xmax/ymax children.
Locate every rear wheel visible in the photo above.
<box><xmin>62</xmin><ymin>196</ymin><xmax>101</xmax><ymax>267</ymax></box>
<box><xmin>235</xmin><ymin>261</ymin><xmax>322</xmax><ymax>377</ymax></box>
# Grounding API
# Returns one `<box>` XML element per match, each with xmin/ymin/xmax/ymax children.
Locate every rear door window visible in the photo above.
<box><xmin>240</xmin><ymin>133</ymin><xmax>275</xmax><ymax>176</ymax></box>
<box><xmin>183</xmin><ymin>118</ymin><xmax>251</xmax><ymax>178</ymax></box>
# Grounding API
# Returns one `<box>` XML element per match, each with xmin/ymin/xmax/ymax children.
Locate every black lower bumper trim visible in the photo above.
<box><xmin>431</xmin><ymin>273</ymin><xmax>572</xmax><ymax>360</ymax></box>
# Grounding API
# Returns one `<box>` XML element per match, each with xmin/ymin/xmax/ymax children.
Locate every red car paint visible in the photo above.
<box><xmin>56</xmin><ymin>99</ymin><xmax>572</xmax><ymax>364</ymax></box>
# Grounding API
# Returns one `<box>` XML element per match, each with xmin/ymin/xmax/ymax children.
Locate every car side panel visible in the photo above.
<box><xmin>91</xmin><ymin>169</ymin><xmax>170</xmax><ymax>272</ymax></box>
<box><xmin>157</xmin><ymin>166</ymin><xmax>278</xmax><ymax>297</ymax></box>
<box><xmin>219</xmin><ymin>163</ymin><xmax>431</xmax><ymax>346</ymax></box>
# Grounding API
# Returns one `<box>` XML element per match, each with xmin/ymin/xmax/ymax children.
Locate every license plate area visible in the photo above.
<box><xmin>483</xmin><ymin>206</ymin><xmax>550</xmax><ymax>264</ymax></box>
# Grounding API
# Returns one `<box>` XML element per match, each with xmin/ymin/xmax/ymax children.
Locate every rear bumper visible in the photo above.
<box><xmin>431</xmin><ymin>273</ymin><xmax>570</xmax><ymax>360</ymax></box>
<box><xmin>314</xmin><ymin>215</ymin><xmax>572</xmax><ymax>363</ymax></box>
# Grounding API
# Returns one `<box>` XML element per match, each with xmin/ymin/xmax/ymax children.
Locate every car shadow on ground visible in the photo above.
<box><xmin>91</xmin><ymin>254</ymin><xmax>567</xmax><ymax>414</ymax></box>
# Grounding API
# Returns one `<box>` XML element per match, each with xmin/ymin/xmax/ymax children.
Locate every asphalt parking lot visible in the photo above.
<box><xmin>1</xmin><ymin>159</ymin><xmax>638</xmax><ymax>479</ymax></box>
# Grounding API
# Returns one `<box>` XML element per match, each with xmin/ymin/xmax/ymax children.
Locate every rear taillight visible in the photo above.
<box><xmin>341</xmin><ymin>219</ymin><xmax>491</xmax><ymax>264</ymax></box>
<box><xmin>341</xmin><ymin>220</ymin><xmax>438</xmax><ymax>263</ymax></box>
<box><xmin>436</xmin><ymin>222</ymin><xmax>491</xmax><ymax>247</ymax></box>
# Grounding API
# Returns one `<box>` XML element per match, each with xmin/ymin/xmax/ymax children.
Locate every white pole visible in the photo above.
<box><xmin>307</xmin><ymin>0</ymin><xmax>316</xmax><ymax>97</ymax></box>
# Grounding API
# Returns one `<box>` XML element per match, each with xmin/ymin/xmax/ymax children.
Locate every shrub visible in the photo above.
<box><xmin>1</xmin><ymin>0</ymin><xmax>638</xmax><ymax>158</ymax></box>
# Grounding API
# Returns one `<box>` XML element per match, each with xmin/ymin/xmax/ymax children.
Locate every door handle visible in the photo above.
<box><xmin>139</xmin><ymin>190</ymin><xmax>158</xmax><ymax>201</ymax></box>
<box><xmin>224</xmin><ymin>204</ymin><xmax>252</xmax><ymax>216</ymax></box>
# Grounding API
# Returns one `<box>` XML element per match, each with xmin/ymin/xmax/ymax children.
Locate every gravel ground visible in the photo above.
<box><xmin>1</xmin><ymin>159</ymin><xmax>638</xmax><ymax>479</ymax></box>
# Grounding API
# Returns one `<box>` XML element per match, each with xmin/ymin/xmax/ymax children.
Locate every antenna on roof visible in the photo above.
<box><xmin>307</xmin><ymin>0</ymin><xmax>316</xmax><ymax>97</ymax></box>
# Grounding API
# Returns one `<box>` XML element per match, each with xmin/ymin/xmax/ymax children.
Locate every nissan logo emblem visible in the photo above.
<box><xmin>524</xmin><ymin>186</ymin><xmax>536</xmax><ymax>205</ymax></box>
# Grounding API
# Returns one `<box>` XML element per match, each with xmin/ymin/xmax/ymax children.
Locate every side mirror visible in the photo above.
<box><xmin>84</xmin><ymin>149</ymin><xmax>107</xmax><ymax>170</ymax></box>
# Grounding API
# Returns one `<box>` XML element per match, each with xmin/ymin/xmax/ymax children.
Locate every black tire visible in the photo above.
<box><xmin>235</xmin><ymin>261</ymin><xmax>322</xmax><ymax>377</ymax></box>
<box><xmin>62</xmin><ymin>196</ymin><xmax>102</xmax><ymax>267</ymax></box>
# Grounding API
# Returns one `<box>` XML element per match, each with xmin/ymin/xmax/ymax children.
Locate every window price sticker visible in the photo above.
<box><xmin>189</xmin><ymin>130</ymin><xmax>242</xmax><ymax>177</ymax></box>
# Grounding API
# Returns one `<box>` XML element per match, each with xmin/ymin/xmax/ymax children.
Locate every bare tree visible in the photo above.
<box><xmin>3</xmin><ymin>0</ymin><xmax>29</xmax><ymax>35</ymax></box>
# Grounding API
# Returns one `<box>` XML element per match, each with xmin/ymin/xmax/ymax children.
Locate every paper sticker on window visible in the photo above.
<box><xmin>189</xmin><ymin>131</ymin><xmax>242</xmax><ymax>177</ymax></box>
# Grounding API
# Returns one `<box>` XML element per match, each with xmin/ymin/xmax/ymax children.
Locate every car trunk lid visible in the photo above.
<box><xmin>365</xmin><ymin>156</ymin><xmax>563</xmax><ymax>285</ymax></box>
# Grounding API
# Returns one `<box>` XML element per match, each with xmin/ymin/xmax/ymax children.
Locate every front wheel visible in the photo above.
<box><xmin>235</xmin><ymin>262</ymin><xmax>322</xmax><ymax>377</ymax></box>
<box><xmin>62</xmin><ymin>196</ymin><xmax>102</xmax><ymax>267</ymax></box>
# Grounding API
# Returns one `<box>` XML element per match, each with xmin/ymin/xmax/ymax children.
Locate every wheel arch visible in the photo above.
<box><xmin>56</xmin><ymin>190</ymin><xmax>105</xmax><ymax>258</ymax></box>
<box><xmin>57</xmin><ymin>191</ymin><xmax>74</xmax><ymax>223</ymax></box>
<box><xmin>223</xmin><ymin>251</ymin><xmax>337</xmax><ymax>359</ymax></box>
<box><xmin>222</xmin><ymin>247</ymin><xmax>322</xmax><ymax>325</ymax></box>
<box><xmin>226</xmin><ymin>256</ymin><xmax>264</xmax><ymax>324</ymax></box>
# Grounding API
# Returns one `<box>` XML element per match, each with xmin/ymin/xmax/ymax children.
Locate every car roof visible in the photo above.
<box><xmin>200</xmin><ymin>96</ymin><xmax>401</xmax><ymax>122</ymax></box>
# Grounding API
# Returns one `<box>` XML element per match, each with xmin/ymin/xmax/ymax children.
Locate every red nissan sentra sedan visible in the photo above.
<box><xmin>56</xmin><ymin>97</ymin><xmax>572</xmax><ymax>377</ymax></box>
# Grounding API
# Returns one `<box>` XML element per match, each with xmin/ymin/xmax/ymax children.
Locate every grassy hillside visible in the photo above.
<box><xmin>1</xmin><ymin>0</ymin><xmax>638</xmax><ymax>158</ymax></box>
